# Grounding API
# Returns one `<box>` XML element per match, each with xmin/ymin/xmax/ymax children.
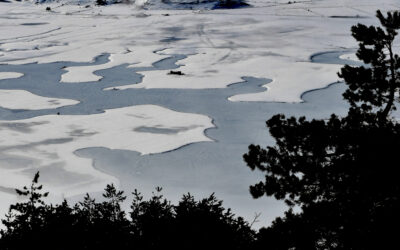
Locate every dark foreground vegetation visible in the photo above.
<box><xmin>0</xmin><ymin>175</ymin><xmax>255</xmax><ymax>250</ymax></box>
<box><xmin>1</xmin><ymin>9</ymin><xmax>400</xmax><ymax>250</ymax></box>
<box><xmin>245</xmin><ymin>10</ymin><xmax>400</xmax><ymax>250</ymax></box>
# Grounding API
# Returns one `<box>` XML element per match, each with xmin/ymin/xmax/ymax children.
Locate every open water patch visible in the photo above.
<box><xmin>0</xmin><ymin>49</ymin><xmax>353</xmax><ymax>224</ymax></box>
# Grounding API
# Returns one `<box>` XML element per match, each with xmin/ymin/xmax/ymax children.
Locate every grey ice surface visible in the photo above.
<box><xmin>0</xmin><ymin>49</ymin><xmax>373</xmax><ymax>226</ymax></box>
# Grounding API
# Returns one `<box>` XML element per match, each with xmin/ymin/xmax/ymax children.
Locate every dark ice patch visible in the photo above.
<box><xmin>135</xmin><ymin>13</ymin><xmax>150</xmax><ymax>18</ymax></box>
<box><xmin>0</xmin><ymin>185</ymin><xmax>16</xmax><ymax>195</ymax></box>
<box><xmin>160</xmin><ymin>37</ymin><xmax>186</xmax><ymax>43</ymax></box>
<box><xmin>134</xmin><ymin>125</ymin><xmax>199</xmax><ymax>134</ymax></box>
<box><xmin>0</xmin><ymin>138</ymin><xmax>73</xmax><ymax>151</ymax></box>
<box><xmin>47</xmin><ymin>99</ymin><xmax>61</xmax><ymax>105</ymax></box>
<box><xmin>20</xmin><ymin>22</ymin><xmax>48</xmax><ymax>26</ymax></box>
<box><xmin>162</xmin><ymin>26</ymin><xmax>185</xmax><ymax>33</ymax></box>
<box><xmin>0</xmin><ymin>121</ymin><xmax>48</xmax><ymax>133</ymax></box>
<box><xmin>0</xmin><ymin>152</ymin><xmax>39</xmax><ymax>169</ymax></box>
<box><xmin>69</xmin><ymin>129</ymin><xmax>98</xmax><ymax>137</ymax></box>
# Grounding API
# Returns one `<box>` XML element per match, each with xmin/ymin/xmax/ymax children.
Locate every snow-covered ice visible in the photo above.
<box><xmin>0</xmin><ymin>0</ymin><xmax>398</xmax><ymax>227</ymax></box>
<box><xmin>0</xmin><ymin>105</ymin><xmax>213</xmax><ymax>196</ymax></box>
<box><xmin>0</xmin><ymin>0</ymin><xmax>397</xmax><ymax>102</ymax></box>
<box><xmin>0</xmin><ymin>89</ymin><xmax>79</xmax><ymax>109</ymax></box>
<box><xmin>61</xmin><ymin>48</ymin><xmax>168</xmax><ymax>83</ymax></box>
<box><xmin>0</xmin><ymin>72</ymin><xmax>23</xmax><ymax>80</ymax></box>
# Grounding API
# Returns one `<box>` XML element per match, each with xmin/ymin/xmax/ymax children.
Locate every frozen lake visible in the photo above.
<box><xmin>0</xmin><ymin>0</ymin><xmax>398</xmax><ymax>227</ymax></box>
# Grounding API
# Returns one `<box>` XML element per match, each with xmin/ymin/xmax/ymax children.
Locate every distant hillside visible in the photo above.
<box><xmin>27</xmin><ymin>0</ymin><xmax>250</xmax><ymax>10</ymax></box>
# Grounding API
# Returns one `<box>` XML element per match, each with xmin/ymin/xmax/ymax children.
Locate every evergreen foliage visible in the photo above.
<box><xmin>0</xmin><ymin>174</ymin><xmax>255</xmax><ymax>250</ymax></box>
<box><xmin>244</xmin><ymin>10</ymin><xmax>400</xmax><ymax>250</ymax></box>
<box><xmin>339</xmin><ymin>10</ymin><xmax>400</xmax><ymax>122</ymax></box>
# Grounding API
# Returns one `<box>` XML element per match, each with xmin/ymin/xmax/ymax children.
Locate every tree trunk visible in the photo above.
<box><xmin>380</xmin><ymin>43</ymin><xmax>397</xmax><ymax>121</ymax></box>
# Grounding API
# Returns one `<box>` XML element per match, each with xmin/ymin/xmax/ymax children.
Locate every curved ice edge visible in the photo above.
<box><xmin>74</xmin><ymin>129</ymin><xmax>214</xmax><ymax>159</ymax></box>
<box><xmin>72</xmin><ymin>112</ymin><xmax>216</xmax><ymax>166</ymax></box>
<box><xmin>62</xmin><ymin>50</ymin><xmax>186</xmax><ymax>85</ymax></box>
<box><xmin>300</xmin><ymin>80</ymin><xmax>344</xmax><ymax>103</ymax></box>
<box><xmin>70</xmin><ymin>104</ymin><xmax>216</xmax><ymax>159</ymax></box>
<box><xmin>310</xmin><ymin>49</ymin><xmax>361</xmax><ymax>66</ymax></box>
<box><xmin>310</xmin><ymin>50</ymin><xmax>351</xmax><ymax>63</ymax></box>
<box><xmin>0</xmin><ymin>72</ymin><xmax>24</xmax><ymax>80</ymax></box>
<box><xmin>0</xmin><ymin>90</ymin><xmax>81</xmax><ymax>111</ymax></box>
<box><xmin>226</xmin><ymin>76</ymin><xmax>271</xmax><ymax>102</ymax></box>
<box><xmin>229</xmin><ymin>50</ymin><xmax>359</xmax><ymax>104</ymax></box>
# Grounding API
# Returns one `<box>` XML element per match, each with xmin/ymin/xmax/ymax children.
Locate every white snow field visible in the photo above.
<box><xmin>0</xmin><ymin>72</ymin><xmax>23</xmax><ymax>81</ymax></box>
<box><xmin>0</xmin><ymin>89</ymin><xmax>79</xmax><ymax>109</ymax></box>
<box><xmin>0</xmin><ymin>0</ymin><xmax>399</xmax><ymax>227</ymax></box>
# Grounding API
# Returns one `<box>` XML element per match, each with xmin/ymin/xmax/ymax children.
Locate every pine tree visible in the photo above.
<box><xmin>339</xmin><ymin>10</ymin><xmax>400</xmax><ymax>122</ymax></box>
<box><xmin>244</xmin><ymin>10</ymin><xmax>400</xmax><ymax>250</ymax></box>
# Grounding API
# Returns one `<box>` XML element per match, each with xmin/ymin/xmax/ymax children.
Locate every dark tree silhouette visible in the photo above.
<box><xmin>129</xmin><ymin>187</ymin><xmax>175</xmax><ymax>249</ymax></box>
<box><xmin>0</xmin><ymin>174</ymin><xmax>133</xmax><ymax>250</ymax></box>
<box><xmin>339</xmin><ymin>10</ymin><xmax>400</xmax><ymax>121</ymax></box>
<box><xmin>129</xmin><ymin>188</ymin><xmax>255</xmax><ymax>250</ymax></box>
<box><xmin>173</xmin><ymin>193</ymin><xmax>255</xmax><ymax>250</ymax></box>
<box><xmin>245</xmin><ymin>10</ymin><xmax>400</xmax><ymax>250</ymax></box>
<box><xmin>0</xmin><ymin>172</ymin><xmax>49</xmax><ymax>249</ymax></box>
<box><xmin>0</xmin><ymin>174</ymin><xmax>256</xmax><ymax>250</ymax></box>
